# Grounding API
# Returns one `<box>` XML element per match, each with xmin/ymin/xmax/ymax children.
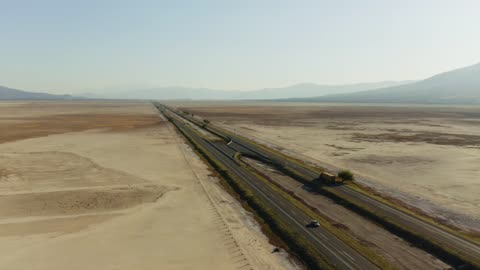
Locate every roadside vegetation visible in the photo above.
<box><xmin>235</xmin><ymin>154</ymin><xmax>397</xmax><ymax>270</ymax></box>
<box><xmin>161</xmin><ymin>111</ymin><xmax>333</xmax><ymax>270</ymax></box>
<box><xmin>160</xmin><ymin>104</ymin><xmax>480</xmax><ymax>269</ymax></box>
<box><xmin>317</xmin><ymin>185</ymin><xmax>480</xmax><ymax>269</ymax></box>
<box><xmin>338</xmin><ymin>170</ymin><xmax>354</xmax><ymax>181</ymax></box>
<box><xmin>218</xmin><ymin>127</ymin><xmax>478</xmax><ymax>268</ymax></box>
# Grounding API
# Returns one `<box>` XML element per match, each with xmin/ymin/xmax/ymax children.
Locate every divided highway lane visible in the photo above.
<box><xmin>205</xmin><ymin>141</ymin><xmax>377</xmax><ymax>270</ymax></box>
<box><xmin>164</xmin><ymin>105</ymin><xmax>480</xmax><ymax>269</ymax></box>
<box><xmin>226</xmin><ymin>136</ymin><xmax>480</xmax><ymax>267</ymax></box>
<box><xmin>162</xmin><ymin>109</ymin><xmax>379</xmax><ymax>270</ymax></box>
<box><xmin>201</xmin><ymin>121</ymin><xmax>480</xmax><ymax>267</ymax></box>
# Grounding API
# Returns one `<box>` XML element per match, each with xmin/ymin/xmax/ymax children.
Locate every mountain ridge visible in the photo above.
<box><xmin>281</xmin><ymin>62</ymin><xmax>480</xmax><ymax>104</ymax></box>
<box><xmin>87</xmin><ymin>81</ymin><xmax>414</xmax><ymax>100</ymax></box>
<box><xmin>0</xmin><ymin>86</ymin><xmax>74</xmax><ymax>100</ymax></box>
<box><xmin>3</xmin><ymin>61</ymin><xmax>479</xmax><ymax>103</ymax></box>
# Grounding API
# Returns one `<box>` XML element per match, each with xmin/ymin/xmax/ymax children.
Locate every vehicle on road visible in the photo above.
<box><xmin>319</xmin><ymin>172</ymin><xmax>344</xmax><ymax>184</ymax></box>
<box><xmin>307</xmin><ymin>220</ymin><xmax>320</xmax><ymax>228</ymax></box>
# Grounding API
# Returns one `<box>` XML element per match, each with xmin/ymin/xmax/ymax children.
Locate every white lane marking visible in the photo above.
<box><xmin>185</xmin><ymin>121</ymin><xmax>364</xmax><ymax>270</ymax></box>
<box><xmin>316</xmin><ymin>232</ymin><xmax>328</xmax><ymax>241</ymax></box>
<box><xmin>343</xmin><ymin>251</ymin><xmax>356</xmax><ymax>262</ymax></box>
<box><xmin>181</xmin><ymin>109</ymin><xmax>480</xmax><ymax>262</ymax></box>
<box><xmin>230</xmin><ymin>165</ymin><xmax>359</xmax><ymax>269</ymax></box>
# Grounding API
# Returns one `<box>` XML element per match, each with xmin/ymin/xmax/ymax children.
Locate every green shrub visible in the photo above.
<box><xmin>338</xmin><ymin>170</ymin><xmax>354</xmax><ymax>181</ymax></box>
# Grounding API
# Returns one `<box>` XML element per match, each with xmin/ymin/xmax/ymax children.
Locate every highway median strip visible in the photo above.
<box><xmin>346</xmin><ymin>181</ymin><xmax>480</xmax><ymax>244</ymax></box>
<box><xmin>161</xmin><ymin>103</ymin><xmax>480</xmax><ymax>270</ymax></box>
<box><xmin>160</xmin><ymin>110</ymin><xmax>335</xmax><ymax>270</ymax></box>
<box><xmin>319</xmin><ymin>183</ymin><xmax>480</xmax><ymax>269</ymax></box>
<box><xmin>209</xmin><ymin>117</ymin><xmax>480</xmax><ymax>269</ymax></box>
<box><xmin>234</xmin><ymin>153</ymin><xmax>397</xmax><ymax>270</ymax></box>
<box><xmin>249</xmin><ymin>149</ymin><xmax>480</xmax><ymax>268</ymax></box>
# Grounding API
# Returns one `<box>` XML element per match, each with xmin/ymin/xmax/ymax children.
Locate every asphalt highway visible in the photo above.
<box><xmin>223</xmin><ymin>128</ymin><xmax>480</xmax><ymax>269</ymax></box>
<box><xmin>160</xmin><ymin>107</ymin><xmax>380</xmax><ymax>270</ymax></box>
<box><xmin>164</xmin><ymin>104</ymin><xmax>480</xmax><ymax>269</ymax></box>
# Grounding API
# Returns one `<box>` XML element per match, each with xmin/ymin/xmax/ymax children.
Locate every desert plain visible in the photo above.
<box><xmin>176</xmin><ymin>102</ymin><xmax>480</xmax><ymax>233</ymax></box>
<box><xmin>0</xmin><ymin>101</ymin><xmax>295</xmax><ymax>270</ymax></box>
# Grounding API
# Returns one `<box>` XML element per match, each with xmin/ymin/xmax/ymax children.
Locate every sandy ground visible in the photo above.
<box><xmin>177</xmin><ymin>102</ymin><xmax>480</xmax><ymax>232</ymax></box>
<box><xmin>0</xmin><ymin>101</ymin><xmax>295</xmax><ymax>270</ymax></box>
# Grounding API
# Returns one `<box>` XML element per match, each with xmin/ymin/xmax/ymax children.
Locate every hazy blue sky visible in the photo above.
<box><xmin>1</xmin><ymin>0</ymin><xmax>480</xmax><ymax>93</ymax></box>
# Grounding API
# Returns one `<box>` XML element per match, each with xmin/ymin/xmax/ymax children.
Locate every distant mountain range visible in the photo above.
<box><xmin>0</xmin><ymin>86</ymin><xmax>74</xmax><ymax>100</ymax></box>
<box><xmin>284</xmin><ymin>62</ymin><xmax>480</xmax><ymax>104</ymax></box>
<box><xmin>85</xmin><ymin>81</ymin><xmax>413</xmax><ymax>100</ymax></box>
<box><xmin>2</xmin><ymin>62</ymin><xmax>479</xmax><ymax>104</ymax></box>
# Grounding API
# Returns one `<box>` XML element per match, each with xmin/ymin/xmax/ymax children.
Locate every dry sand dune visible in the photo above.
<box><xmin>0</xmin><ymin>101</ymin><xmax>295</xmax><ymax>270</ymax></box>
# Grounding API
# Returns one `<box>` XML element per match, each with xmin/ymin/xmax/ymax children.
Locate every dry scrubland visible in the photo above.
<box><xmin>0</xmin><ymin>101</ymin><xmax>294</xmax><ymax>270</ymax></box>
<box><xmin>177</xmin><ymin>102</ymin><xmax>480</xmax><ymax>232</ymax></box>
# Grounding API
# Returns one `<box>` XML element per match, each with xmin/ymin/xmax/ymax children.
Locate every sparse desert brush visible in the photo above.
<box><xmin>338</xmin><ymin>170</ymin><xmax>354</xmax><ymax>181</ymax></box>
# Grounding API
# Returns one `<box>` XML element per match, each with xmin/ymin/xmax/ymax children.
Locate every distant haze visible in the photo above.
<box><xmin>1</xmin><ymin>1</ymin><xmax>480</xmax><ymax>93</ymax></box>
<box><xmin>1</xmin><ymin>61</ymin><xmax>480</xmax><ymax>104</ymax></box>
<box><xmin>84</xmin><ymin>81</ymin><xmax>413</xmax><ymax>100</ymax></box>
<box><xmin>0</xmin><ymin>86</ymin><xmax>72</xmax><ymax>100</ymax></box>
<box><xmin>286</xmin><ymin>62</ymin><xmax>480</xmax><ymax>104</ymax></box>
